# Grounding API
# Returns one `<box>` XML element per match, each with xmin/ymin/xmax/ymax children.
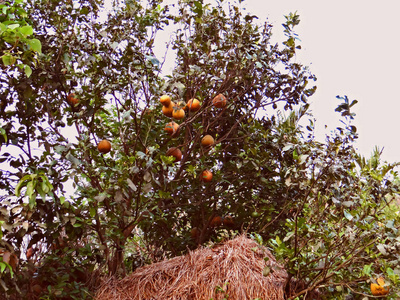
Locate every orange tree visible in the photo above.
<box><xmin>0</xmin><ymin>0</ymin><xmax>399</xmax><ymax>299</ymax></box>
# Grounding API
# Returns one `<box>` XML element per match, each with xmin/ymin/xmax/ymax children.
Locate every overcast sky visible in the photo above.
<box><xmin>237</xmin><ymin>0</ymin><xmax>400</xmax><ymax>164</ymax></box>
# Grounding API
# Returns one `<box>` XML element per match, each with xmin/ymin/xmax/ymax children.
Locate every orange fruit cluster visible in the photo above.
<box><xmin>157</xmin><ymin>93</ymin><xmax>235</xmax><ymax>242</ymax></box>
<box><xmin>159</xmin><ymin>94</ymin><xmax>231</xmax><ymax>186</ymax></box>
<box><xmin>160</xmin><ymin>94</ymin><xmax>204</xmax><ymax>162</ymax></box>
<box><xmin>160</xmin><ymin>95</ymin><xmax>186</xmax><ymax>120</ymax></box>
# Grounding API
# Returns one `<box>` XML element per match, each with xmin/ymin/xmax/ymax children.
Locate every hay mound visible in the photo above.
<box><xmin>96</xmin><ymin>234</ymin><xmax>287</xmax><ymax>300</ymax></box>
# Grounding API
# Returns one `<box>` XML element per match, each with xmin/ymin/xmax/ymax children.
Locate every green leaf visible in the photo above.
<box><xmin>127</xmin><ymin>178</ymin><xmax>137</xmax><ymax>191</ymax></box>
<box><xmin>7</xmin><ymin>24</ymin><xmax>20</xmax><ymax>30</ymax></box>
<box><xmin>1</xmin><ymin>54</ymin><xmax>16</xmax><ymax>66</ymax></box>
<box><xmin>89</xmin><ymin>207</ymin><xmax>96</xmax><ymax>218</ymax></box>
<box><xmin>37</xmin><ymin>187</ymin><xmax>46</xmax><ymax>202</ymax></box>
<box><xmin>362</xmin><ymin>264</ymin><xmax>372</xmax><ymax>276</ymax></box>
<box><xmin>29</xmin><ymin>193</ymin><xmax>36</xmax><ymax>209</ymax></box>
<box><xmin>0</xmin><ymin>262</ymin><xmax>5</xmax><ymax>273</ymax></box>
<box><xmin>0</xmin><ymin>128</ymin><xmax>7</xmax><ymax>143</ymax></box>
<box><xmin>80</xmin><ymin>7</ymin><xmax>89</xmax><ymax>15</ymax></box>
<box><xmin>15</xmin><ymin>175</ymin><xmax>32</xmax><ymax>197</ymax></box>
<box><xmin>27</xmin><ymin>38</ymin><xmax>42</xmax><ymax>53</ymax></box>
<box><xmin>66</xmin><ymin>153</ymin><xmax>81</xmax><ymax>166</ymax></box>
<box><xmin>377</xmin><ymin>244</ymin><xmax>388</xmax><ymax>255</ymax></box>
<box><xmin>173</xmin><ymin>82</ymin><xmax>185</xmax><ymax>96</ymax></box>
<box><xmin>298</xmin><ymin>154</ymin><xmax>308</xmax><ymax>164</ymax></box>
<box><xmin>24</xmin><ymin>65</ymin><xmax>32</xmax><ymax>77</ymax></box>
<box><xmin>158</xmin><ymin>190</ymin><xmax>170</xmax><ymax>198</ymax></box>
<box><xmin>292</xmin><ymin>148</ymin><xmax>298</xmax><ymax>160</ymax></box>
<box><xmin>0</xmin><ymin>23</ymin><xmax>6</xmax><ymax>33</ymax></box>
<box><xmin>386</xmin><ymin>267</ymin><xmax>394</xmax><ymax>277</ymax></box>
<box><xmin>26</xmin><ymin>181</ymin><xmax>35</xmax><ymax>197</ymax></box>
<box><xmin>41</xmin><ymin>177</ymin><xmax>52</xmax><ymax>193</ymax></box>
<box><xmin>282</xmin><ymin>144</ymin><xmax>293</xmax><ymax>152</ymax></box>
<box><xmin>145</xmin><ymin>55</ymin><xmax>159</xmax><ymax>66</ymax></box>
<box><xmin>19</xmin><ymin>25</ymin><xmax>33</xmax><ymax>36</ymax></box>
<box><xmin>344</xmin><ymin>210</ymin><xmax>353</xmax><ymax>221</ymax></box>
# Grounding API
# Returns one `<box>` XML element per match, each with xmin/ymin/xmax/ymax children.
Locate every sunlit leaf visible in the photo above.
<box><xmin>27</xmin><ymin>38</ymin><xmax>42</xmax><ymax>53</ymax></box>
<box><xmin>19</xmin><ymin>25</ymin><xmax>33</xmax><ymax>36</ymax></box>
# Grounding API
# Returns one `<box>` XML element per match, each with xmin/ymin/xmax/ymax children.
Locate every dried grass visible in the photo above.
<box><xmin>95</xmin><ymin>234</ymin><xmax>287</xmax><ymax>300</ymax></box>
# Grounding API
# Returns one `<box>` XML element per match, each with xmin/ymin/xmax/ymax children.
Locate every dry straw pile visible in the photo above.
<box><xmin>96</xmin><ymin>234</ymin><xmax>287</xmax><ymax>300</ymax></box>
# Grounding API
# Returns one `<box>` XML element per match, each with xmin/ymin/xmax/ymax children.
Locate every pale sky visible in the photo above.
<box><xmin>240</xmin><ymin>1</ymin><xmax>400</xmax><ymax>164</ymax></box>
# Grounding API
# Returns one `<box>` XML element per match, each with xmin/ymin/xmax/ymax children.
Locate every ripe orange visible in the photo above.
<box><xmin>164</xmin><ymin>122</ymin><xmax>179</xmax><ymax>135</ymax></box>
<box><xmin>201</xmin><ymin>135</ymin><xmax>214</xmax><ymax>146</ymax></box>
<box><xmin>162</xmin><ymin>103</ymin><xmax>175</xmax><ymax>117</ymax></box>
<box><xmin>67</xmin><ymin>93</ymin><xmax>79</xmax><ymax>106</ymax></box>
<box><xmin>26</xmin><ymin>247</ymin><xmax>34</xmax><ymax>259</ymax></box>
<box><xmin>187</xmin><ymin>98</ymin><xmax>201</xmax><ymax>112</ymax></box>
<box><xmin>210</xmin><ymin>216</ymin><xmax>222</xmax><ymax>228</ymax></box>
<box><xmin>191</xmin><ymin>227</ymin><xmax>200</xmax><ymax>240</ymax></box>
<box><xmin>200</xmin><ymin>170</ymin><xmax>213</xmax><ymax>182</ymax></box>
<box><xmin>371</xmin><ymin>277</ymin><xmax>389</xmax><ymax>296</ymax></box>
<box><xmin>97</xmin><ymin>139</ymin><xmax>111</xmax><ymax>154</ymax></box>
<box><xmin>0</xmin><ymin>250</ymin><xmax>18</xmax><ymax>271</ymax></box>
<box><xmin>32</xmin><ymin>284</ymin><xmax>42</xmax><ymax>295</ymax></box>
<box><xmin>212</xmin><ymin>94</ymin><xmax>227</xmax><ymax>108</ymax></box>
<box><xmin>223</xmin><ymin>216</ymin><xmax>235</xmax><ymax>227</ymax></box>
<box><xmin>172</xmin><ymin>107</ymin><xmax>185</xmax><ymax>120</ymax></box>
<box><xmin>160</xmin><ymin>95</ymin><xmax>171</xmax><ymax>107</ymax></box>
<box><xmin>166</xmin><ymin>147</ymin><xmax>182</xmax><ymax>162</ymax></box>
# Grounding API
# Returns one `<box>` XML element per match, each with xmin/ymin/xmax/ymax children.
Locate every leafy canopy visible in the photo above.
<box><xmin>0</xmin><ymin>0</ymin><xmax>398</xmax><ymax>299</ymax></box>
